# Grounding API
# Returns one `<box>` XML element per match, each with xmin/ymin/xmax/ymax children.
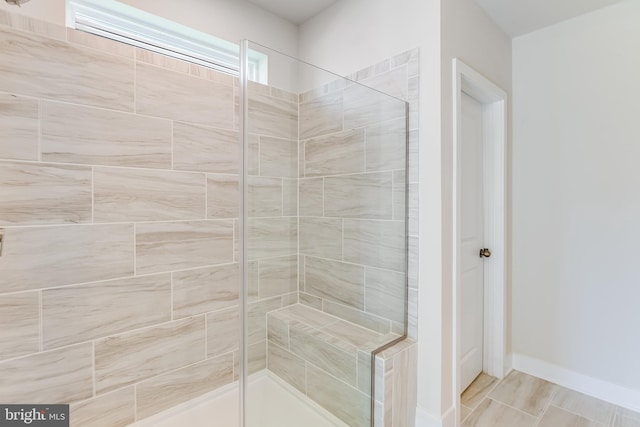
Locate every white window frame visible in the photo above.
<box><xmin>67</xmin><ymin>0</ymin><xmax>268</xmax><ymax>83</ymax></box>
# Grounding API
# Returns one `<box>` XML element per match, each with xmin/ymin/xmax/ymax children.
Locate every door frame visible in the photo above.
<box><xmin>452</xmin><ymin>59</ymin><xmax>508</xmax><ymax>404</ymax></box>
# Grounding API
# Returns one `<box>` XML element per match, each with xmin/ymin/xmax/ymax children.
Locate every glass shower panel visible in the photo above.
<box><xmin>241</xmin><ymin>40</ymin><xmax>408</xmax><ymax>427</ymax></box>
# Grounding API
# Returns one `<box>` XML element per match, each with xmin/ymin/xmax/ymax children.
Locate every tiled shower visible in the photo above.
<box><xmin>0</xmin><ymin>8</ymin><xmax>419</xmax><ymax>427</ymax></box>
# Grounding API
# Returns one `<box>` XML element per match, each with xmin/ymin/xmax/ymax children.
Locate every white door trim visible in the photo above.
<box><xmin>452</xmin><ymin>58</ymin><xmax>507</xmax><ymax>420</ymax></box>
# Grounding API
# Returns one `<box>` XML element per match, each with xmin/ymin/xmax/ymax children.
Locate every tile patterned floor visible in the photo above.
<box><xmin>461</xmin><ymin>371</ymin><xmax>640</xmax><ymax>427</ymax></box>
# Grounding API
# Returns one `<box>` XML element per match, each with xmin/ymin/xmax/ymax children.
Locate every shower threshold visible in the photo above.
<box><xmin>131</xmin><ymin>371</ymin><xmax>348</xmax><ymax>427</ymax></box>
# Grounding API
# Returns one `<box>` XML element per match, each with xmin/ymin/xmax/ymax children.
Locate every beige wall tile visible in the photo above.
<box><xmin>268</xmin><ymin>343</ymin><xmax>306</xmax><ymax>394</ymax></box>
<box><xmin>323</xmin><ymin>300</ymin><xmax>391</xmax><ymax>334</ymax></box>
<box><xmin>248</xmin><ymin>340</ymin><xmax>266</xmax><ymax>374</ymax></box>
<box><xmin>344</xmin><ymin>84</ymin><xmax>406</xmax><ymax>130</ymax></box>
<box><xmin>248</xmin><ymin>92</ymin><xmax>297</xmax><ymax>140</ymax></box>
<box><xmin>70</xmin><ymin>387</ymin><xmax>135</xmax><ymax>427</ymax></box>
<box><xmin>283</xmin><ymin>179</ymin><xmax>298</xmax><ymax>216</ymax></box>
<box><xmin>94</xmin><ymin>167</ymin><xmax>205</xmax><ymax>222</ymax></box>
<box><xmin>207</xmin><ymin>174</ymin><xmax>239</xmax><ymax>219</ymax></box>
<box><xmin>259</xmin><ymin>255</ymin><xmax>298</xmax><ymax>298</ymax></box>
<box><xmin>247</xmin><ymin>217</ymin><xmax>298</xmax><ymax>260</ymax></box>
<box><xmin>281</xmin><ymin>292</ymin><xmax>298</xmax><ymax>307</ymax></box>
<box><xmin>324</xmin><ymin>172</ymin><xmax>393</xmax><ymax>219</ymax></box>
<box><xmin>136</xmin><ymin>63</ymin><xmax>233</xmax><ymax>128</ymax></box>
<box><xmin>305</xmin><ymin>257</ymin><xmax>364</xmax><ymax>310</ymax></box>
<box><xmin>172</xmin><ymin>263</ymin><xmax>239</xmax><ymax>319</ymax></box>
<box><xmin>95</xmin><ymin>316</ymin><xmax>205</xmax><ymax>394</ymax></box>
<box><xmin>43</xmin><ymin>274</ymin><xmax>171</xmax><ymax>349</ymax></box>
<box><xmin>0</xmin><ymin>344</ymin><xmax>93</xmax><ymax>404</ymax></box>
<box><xmin>0</xmin><ymin>93</ymin><xmax>38</xmax><ymax>160</ymax></box>
<box><xmin>189</xmin><ymin>64</ymin><xmax>235</xmax><ymax>86</ymax></box>
<box><xmin>136</xmin><ymin>353</ymin><xmax>234</xmax><ymax>420</ymax></box>
<box><xmin>249</xmin><ymin>176</ymin><xmax>282</xmax><ymax>217</ymax></box>
<box><xmin>321</xmin><ymin>320</ymin><xmax>389</xmax><ymax>351</ymax></box>
<box><xmin>136</xmin><ymin>220</ymin><xmax>234</xmax><ymax>275</ymax></box>
<box><xmin>343</xmin><ymin>219</ymin><xmax>405</xmax><ymax>271</ymax></box>
<box><xmin>173</xmin><ymin>122</ymin><xmax>239</xmax><ymax>174</ymax></box>
<box><xmin>247</xmin><ymin>261</ymin><xmax>259</xmax><ymax>302</ymax></box>
<box><xmin>267</xmin><ymin>315</ymin><xmax>290</xmax><ymax>349</ymax></box>
<box><xmin>0</xmin><ymin>224</ymin><xmax>134</xmax><ymax>293</ymax></box>
<box><xmin>248</xmin><ymin>297</ymin><xmax>282</xmax><ymax>345</ymax></box>
<box><xmin>357</xmin><ymin>350</ymin><xmax>372</xmax><ymax>395</ymax></box>
<box><xmin>0</xmin><ymin>292</ymin><xmax>39</xmax><ymax>361</ymax></box>
<box><xmin>259</xmin><ymin>136</ymin><xmax>298</xmax><ymax>178</ymax></box>
<box><xmin>0</xmin><ymin>161</ymin><xmax>92</xmax><ymax>226</ymax></box>
<box><xmin>356</xmin><ymin>65</ymin><xmax>408</xmax><ymax>100</ymax></box>
<box><xmin>366</xmin><ymin>118</ymin><xmax>407</xmax><ymax>172</ymax></box>
<box><xmin>614</xmin><ymin>415</ymin><xmax>640</xmax><ymax>427</ymax></box>
<box><xmin>136</xmin><ymin>49</ymin><xmax>189</xmax><ymax>74</ymax></box>
<box><xmin>365</xmin><ymin>267</ymin><xmax>405</xmax><ymax>324</ymax></box>
<box><xmin>299</xmin><ymin>91</ymin><xmax>344</xmax><ymax>140</ymax></box>
<box><xmin>304</xmin><ymin>129</ymin><xmax>365</xmax><ymax>177</ymax></box>
<box><xmin>41</xmin><ymin>102</ymin><xmax>172</xmax><ymax>168</ymax></box>
<box><xmin>300</xmin><ymin>292</ymin><xmax>323</xmax><ymax>310</ymax></box>
<box><xmin>0</xmin><ymin>12</ymin><xmax>67</xmax><ymax>41</ymax></box>
<box><xmin>248</xmin><ymin>134</ymin><xmax>259</xmax><ymax>175</ymax></box>
<box><xmin>300</xmin><ymin>217</ymin><xmax>343</xmax><ymax>259</ymax></box>
<box><xmin>67</xmin><ymin>29</ymin><xmax>135</xmax><ymax>58</ymax></box>
<box><xmin>307</xmin><ymin>364</ymin><xmax>370</xmax><ymax>427</ymax></box>
<box><xmin>393</xmin><ymin>171</ymin><xmax>406</xmax><ymax>221</ymax></box>
<box><xmin>299</xmin><ymin>178</ymin><xmax>323</xmax><ymax>216</ymax></box>
<box><xmin>207</xmin><ymin>307</ymin><xmax>239</xmax><ymax>357</ymax></box>
<box><xmin>0</xmin><ymin>27</ymin><xmax>134</xmax><ymax>111</ymax></box>
<box><xmin>392</xmin><ymin>345</ymin><xmax>417</xmax><ymax>427</ymax></box>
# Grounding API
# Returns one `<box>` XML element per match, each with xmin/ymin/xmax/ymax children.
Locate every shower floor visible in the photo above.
<box><xmin>132</xmin><ymin>372</ymin><xmax>348</xmax><ymax>427</ymax></box>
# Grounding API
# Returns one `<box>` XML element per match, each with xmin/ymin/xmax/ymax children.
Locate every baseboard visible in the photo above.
<box><xmin>511</xmin><ymin>353</ymin><xmax>640</xmax><ymax>413</ymax></box>
<box><xmin>415</xmin><ymin>406</ymin><xmax>455</xmax><ymax>427</ymax></box>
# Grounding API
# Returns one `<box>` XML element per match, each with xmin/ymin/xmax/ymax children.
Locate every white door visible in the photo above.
<box><xmin>459</xmin><ymin>92</ymin><xmax>485</xmax><ymax>392</ymax></box>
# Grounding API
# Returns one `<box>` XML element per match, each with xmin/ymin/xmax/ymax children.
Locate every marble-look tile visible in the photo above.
<box><xmin>299</xmin><ymin>178</ymin><xmax>323</xmax><ymax>216</ymax></box>
<box><xmin>0</xmin><ymin>343</ymin><xmax>93</xmax><ymax>404</ymax></box>
<box><xmin>43</xmin><ymin>274</ymin><xmax>171</xmax><ymax>349</ymax></box>
<box><xmin>207</xmin><ymin>307</ymin><xmax>239</xmax><ymax>357</ymax></box>
<box><xmin>136</xmin><ymin>49</ymin><xmax>189</xmax><ymax>74</ymax></box>
<box><xmin>272</xmin><ymin>303</ymin><xmax>340</xmax><ymax>330</ymax></box>
<box><xmin>461</xmin><ymin>373</ymin><xmax>498</xmax><ymax>409</ymax></box>
<box><xmin>135</xmin><ymin>220</ymin><xmax>234</xmax><ymax>275</ymax></box>
<box><xmin>283</xmin><ymin>178</ymin><xmax>298</xmax><ymax>216</ymax></box>
<box><xmin>393</xmin><ymin>171</ymin><xmax>406</xmax><ymax>221</ymax></box>
<box><xmin>0</xmin><ymin>11</ymin><xmax>67</xmax><ymax>41</ymax></box>
<box><xmin>207</xmin><ymin>174</ymin><xmax>239</xmax><ymax>219</ymax></box>
<box><xmin>189</xmin><ymin>64</ymin><xmax>235</xmax><ymax>86</ymax></box>
<box><xmin>366</xmin><ymin>118</ymin><xmax>407</xmax><ymax>172</ymax></box>
<box><xmin>67</xmin><ymin>29</ymin><xmax>135</xmax><ymax>58</ymax></box>
<box><xmin>248</xmin><ymin>91</ymin><xmax>297</xmax><ymax>140</ymax></box>
<box><xmin>299</xmin><ymin>217</ymin><xmax>343</xmax><ymax>259</ymax></box>
<box><xmin>305</xmin><ymin>257</ymin><xmax>365</xmax><ymax>310</ymax></box>
<box><xmin>136</xmin><ymin>62</ymin><xmax>233</xmax><ymax>129</ymax></box>
<box><xmin>281</xmin><ymin>292</ymin><xmax>298</xmax><ymax>307</ymax></box>
<box><xmin>93</xmin><ymin>167</ymin><xmax>205</xmax><ymax>222</ymax></box>
<box><xmin>259</xmin><ymin>255</ymin><xmax>298</xmax><ymax>298</ymax></box>
<box><xmin>462</xmin><ymin>398</ymin><xmax>536</xmax><ymax>427</ymax></box>
<box><xmin>247</xmin><ymin>261</ymin><xmax>259</xmax><ymax>302</ymax></box>
<box><xmin>552</xmin><ymin>387</ymin><xmax>614</xmax><ymax>425</ymax></box>
<box><xmin>268</xmin><ymin>343</ymin><xmax>306</xmax><ymax>394</ymax></box>
<box><xmin>0</xmin><ymin>161</ymin><xmax>91</xmax><ymax>226</ymax></box>
<box><xmin>357</xmin><ymin>350</ymin><xmax>372</xmax><ymax>395</ymax></box>
<box><xmin>248</xmin><ymin>297</ymin><xmax>282</xmax><ymax>345</ymax></box>
<box><xmin>136</xmin><ymin>353</ymin><xmax>234</xmax><ymax>420</ymax></box>
<box><xmin>248</xmin><ymin>134</ymin><xmax>260</xmax><ymax>175</ymax></box>
<box><xmin>0</xmin><ymin>292</ymin><xmax>39</xmax><ymax>361</ymax></box>
<box><xmin>0</xmin><ymin>224</ymin><xmax>134</xmax><ymax>292</ymax></box>
<box><xmin>0</xmin><ymin>26</ymin><xmax>134</xmax><ymax>111</ymax></box>
<box><xmin>172</xmin><ymin>263</ymin><xmax>239</xmax><ymax>318</ymax></box>
<box><xmin>95</xmin><ymin>316</ymin><xmax>205</xmax><ymax>394</ymax></box>
<box><xmin>247</xmin><ymin>217</ymin><xmax>298</xmax><ymax>260</ymax></box>
<box><xmin>249</xmin><ymin>176</ymin><xmax>282</xmax><ymax>217</ymax></box>
<box><xmin>365</xmin><ymin>267</ymin><xmax>406</xmax><ymax>324</ymax></box>
<box><xmin>41</xmin><ymin>101</ymin><xmax>172</xmax><ymax>168</ymax></box>
<box><xmin>267</xmin><ymin>315</ymin><xmax>290</xmax><ymax>349</ymax></box>
<box><xmin>299</xmin><ymin>90</ymin><xmax>343</xmax><ymax>140</ymax></box>
<box><xmin>259</xmin><ymin>136</ymin><xmax>298</xmax><ymax>178</ymax></box>
<box><xmin>489</xmin><ymin>370</ymin><xmax>556</xmax><ymax>416</ymax></box>
<box><xmin>0</xmin><ymin>93</ymin><xmax>38</xmax><ymax>160</ymax></box>
<box><xmin>70</xmin><ymin>387</ymin><xmax>135</xmax><ymax>427</ymax></box>
<box><xmin>343</xmin><ymin>219</ymin><xmax>405</xmax><ymax>271</ymax></box>
<box><xmin>614</xmin><ymin>415</ymin><xmax>640</xmax><ymax>427</ymax></box>
<box><xmin>300</xmin><ymin>292</ymin><xmax>323</xmax><ymax>310</ymax></box>
<box><xmin>304</xmin><ymin>129</ymin><xmax>365</xmax><ymax>177</ymax></box>
<box><xmin>344</xmin><ymin>82</ymin><xmax>406</xmax><ymax>130</ymax></box>
<box><xmin>248</xmin><ymin>340</ymin><xmax>266</xmax><ymax>374</ymax></box>
<box><xmin>307</xmin><ymin>364</ymin><xmax>370</xmax><ymax>427</ymax></box>
<box><xmin>324</xmin><ymin>172</ymin><xmax>393</xmax><ymax>219</ymax></box>
<box><xmin>538</xmin><ymin>406</ymin><xmax>605</xmax><ymax>427</ymax></box>
<box><xmin>173</xmin><ymin>122</ymin><xmax>239</xmax><ymax>174</ymax></box>
<box><xmin>357</xmin><ymin>65</ymin><xmax>408</xmax><ymax>100</ymax></box>
<box><xmin>323</xmin><ymin>300</ymin><xmax>391</xmax><ymax>334</ymax></box>
<box><xmin>290</xmin><ymin>324</ymin><xmax>357</xmax><ymax>386</ymax></box>
<box><xmin>321</xmin><ymin>319</ymin><xmax>388</xmax><ymax>351</ymax></box>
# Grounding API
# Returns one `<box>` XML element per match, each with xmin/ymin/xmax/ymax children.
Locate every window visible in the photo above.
<box><xmin>67</xmin><ymin>0</ymin><xmax>268</xmax><ymax>83</ymax></box>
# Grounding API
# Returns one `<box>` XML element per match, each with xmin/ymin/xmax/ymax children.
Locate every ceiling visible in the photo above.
<box><xmin>248</xmin><ymin>0</ymin><xmax>624</xmax><ymax>37</ymax></box>
<box><xmin>246</xmin><ymin>0</ymin><xmax>339</xmax><ymax>24</ymax></box>
<box><xmin>474</xmin><ymin>0</ymin><xmax>625</xmax><ymax>37</ymax></box>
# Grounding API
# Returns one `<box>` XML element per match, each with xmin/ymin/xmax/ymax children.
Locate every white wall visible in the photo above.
<box><xmin>512</xmin><ymin>0</ymin><xmax>640</xmax><ymax>402</ymax></box>
<box><xmin>300</xmin><ymin>1</ymin><xmax>511</xmax><ymax>425</ymax></box>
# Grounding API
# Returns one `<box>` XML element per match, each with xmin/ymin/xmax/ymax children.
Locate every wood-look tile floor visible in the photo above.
<box><xmin>461</xmin><ymin>371</ymin><xmax>640</xmax><ymax>427</ymax></box>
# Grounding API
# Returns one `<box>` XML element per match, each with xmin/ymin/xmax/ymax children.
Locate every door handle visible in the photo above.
<box><xmin>479</xmin><ymin>248</ymin><xmax>491</xmax><ymax>258</ymax></box>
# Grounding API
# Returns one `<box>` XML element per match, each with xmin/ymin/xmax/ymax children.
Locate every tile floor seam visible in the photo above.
<box><xmin>532</xmin><ymin>385</ymin><xmax>560</xmax><ymax>427</ymax></box>
<box><xmin>547</xmin><ymin>403</ymin><xmax>611</xmax><ymax>426</ymax></box>
<box><xmin>486</xmin><ymin>396</ymin><xmax>538</xmax><ymax>420</ymax></box>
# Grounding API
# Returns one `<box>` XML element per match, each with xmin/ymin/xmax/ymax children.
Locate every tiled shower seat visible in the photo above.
<box><xmin>266</xmin><ymin>303</ymin><xmax>401</xmax><ymax>427</ymax></box>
